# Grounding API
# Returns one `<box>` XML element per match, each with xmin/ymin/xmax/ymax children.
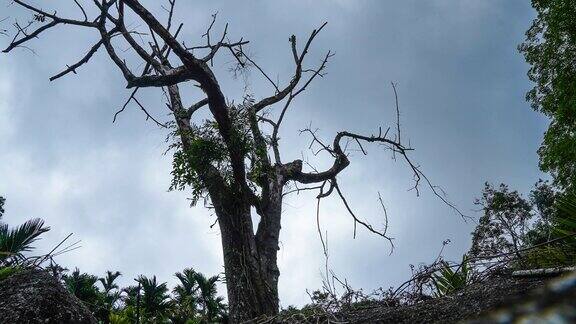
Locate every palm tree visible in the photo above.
<box><xmin>136</xmin><ymin>275</ymin><xmax>171</xmax><ymax>322</ymax></box>
<box><xmin>172</xmin><ymin>268</ymin><xmax>200</xmax><ymax>323</ymax></box>
<box><xmin>64</xmin><ymin>268</ymin><xmax>117</xmax><ymax>322</ymax></box>
<box><xmin>45</xmin><ymin>260</ymin><xmax>69</xmax><ymax>281</ymax></box>
<box><xmin>117</xmin><ymin>285</ymin><xmax>141</xmax><ymax>323</ymax></box>
<box><xmin>194</xmin><ymin>273</ymin><xmax>227</xmax><ymax>322</ymax></box>
<box><xmin>99</xmin><ymin>270</ymin><xmax>122</xmax><ymax>323</ymax></box>
<box><xmin>0</xmin><ymin>196</ymin><xmax>50</xmax><ymax>266</ymax></box>
<box><xmin>100</xmin><ymin>270</ymin><xmax>122</xmax><ymax>294</ymax></box>
<box><xmin>64</xmin><ymin>268</ymin><xmax>101</xmax><ymax>304</ymax></box>
<box><xmin>121</xmin><ymin>285</ymin><xmax>141</xmax><ymax>308</ymax></box>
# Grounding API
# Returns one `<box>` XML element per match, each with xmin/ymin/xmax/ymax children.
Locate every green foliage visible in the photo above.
<box><xmin>517</xmin><ymin>193</ymin><xmax>576</xmax><ymax>269</ymax></box>
<box><xmin>100</xmin><ymin>270</ymin><xmax>122</xmax><ymax>293</ymax></box>
<box><xmin>172</xmin><ymin>268</ymin><xmax>200</xmax><ymax>322</ymax></box>
<box><xmin>194</xmin><ymin>272</ymin><xmax>227</xmax><ymax>322</ymax></box>
<box><xmin>0</xmin><ymin>265</ymin><xmax>21</xmax><ymax>281</ymax></box>
<box><xmin>0</xmin><ymin>197</ymin><xmax>53</xmax><ymax>310</ymax></box>
<box><xmin>136</xmin><ymin>275</ymin><xmax>172</xmax><ymax>322</ymax></box>
<box><xmin>0</xmin><ymin>197</ymin><xmax>228</xmax><ymax>322</ymax></box>
<box><xmin>109</xmin><ymin>312</ymin><xmax>132</xmax><ymax>324</ymax></box>
<box><xmin>469</xmin><ymin>183</ymin><xmax>533</xmax><ymax>259</ymax></box>
<box><xmin>169</xmin><ymin>126</ymin><xmax>229</xmax><ymax>201</ymax></box>
<box><xmin>171</xmin><ymin>268</ymin><xmax>227</xmax><ymax>323</ymax></box>
<box><xmin>553</xmin><ymin>193</ymin><xmax>576</xmax><ymax>255</ymax></box>
<box><xmin>63</xmin><ymin>267</ymin><xmax>105</xmax><ymax>318</ymax></box>
<box><xmin>97</xmin><ymin>270</ymin><xmax>123</xmax><ymax>321</ymax></box>
<box><xmin>555</xmin><ymin>193</ymin><xmax>576</xmax><ymax>238</ymax></box>
<box><xmin>432</xmin><ymin>256</ymin><xmax>470</xmax><ymax>297</ymax></box>
<box><xmin>0</xmin><ymin>218</ymin><xmax>50</xmax><ymax>265</ymax></box>
<box><xmin>521</xmin><ymin>245</ymin><xmax>573</xmax><ymax>269</ymax></box>
<box><xmin>45</xmin><ymin>261</ymin><xmax>68</xmax><ymax>281</ymax></box>
<box><xmin>169</xmin><ymin>96</ymin><xmax>268</xmax><ymax>205</ymax></box>
<box><xmin>62</xmin><ymin>267</ymin><xmax>122</xmax><ymax>322</ymax></box>
<box><xmin>471</xmin><ymin>180</ymin><xmax>576</xmax><ymax>270</ymax></box>
<box><xmin>519</xmin><ymin>0</ymin><xmax>576</xmax><ymax>191</ymax></box>
<box><xmin>0</xmin><ymin>196</ymin><xmax>50</xmax><ymax>267</ymax></box>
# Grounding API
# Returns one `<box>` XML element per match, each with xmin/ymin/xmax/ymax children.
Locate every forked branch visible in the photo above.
<box><xmin>252</xmin><ymin>22</ymin><xmax>328</xmax><ymax>112</ymax></box>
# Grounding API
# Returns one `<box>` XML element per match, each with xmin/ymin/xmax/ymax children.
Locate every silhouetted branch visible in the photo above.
<box><xmin>252</xmin><ymin>22</ymin><xmax>328</xmax><ymax>112</ymax></box>
<box><xmin>333</xmin><ymin>180</ymin><xmax>394</xmax><ymax>248</ymax></box>
<box><xmin>187</xmin><ymin>98</ymin><xmax>209</xmax><ymax>117</ymax></box>
<box><xmin>132</xmin><ymin>96</ymin><xmax>168</xmax><ymax>128</ymax></box>
<box><xmin>236</xmin><ymin>50</ymin><xmax>280</xmax><ymax>93</ymax></box>
<box><xmin>73</xmin><ymin>0</ymin><xmax>88</xmax><ymax>22</ymax></box>
<box><xmin>49</xmin><ymin>37</ymin><xmax>106</xmax><ymax>81</ymax></box>
<box><xmin>391</xmin><ymin>82</ymin><xmax>401</xmax><ymax>144</ymax></box>
<box><xmin>268</xmin><ymin>50</ymin><xmax>333</xmax><ymax>163</ymax></box>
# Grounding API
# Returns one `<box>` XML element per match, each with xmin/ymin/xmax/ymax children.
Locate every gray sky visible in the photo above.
<box><xmin>0</xmin><ymin>0</ymin><xmax>546</xmax><ymax>307</ymax></box>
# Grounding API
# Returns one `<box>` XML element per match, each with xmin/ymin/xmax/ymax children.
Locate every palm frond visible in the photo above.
<box><xmin>0</xmin><ymin>218</ymin><xmax>49</xmax><ymax>264</ymax></box>
<box><xmin>99</xmin><ymin>270</ymin><xmax>122</xmax><ymax>293</ymax></box>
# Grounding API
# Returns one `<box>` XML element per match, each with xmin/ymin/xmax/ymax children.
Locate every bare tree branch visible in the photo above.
<box><xmin>49</xmin><ymin>37</ymin><xmax>106</xmax><ymax>81</ymax></box>
<box><xmin>10</xmin><ymin>0</ymin><xmax>97</xmax><ymax>27</ymax></box>
<box><xmin>132</xmin><ymin>96</ymin><xmax>168</xmax><ymax>128</ymax></box>
<box><xmin>73</xmin><ymin>0</ymin><xmax>89</xmax><ymax>22</ymax></box>
<box><xmin>252</xmin><ymin>22</ymin><xmax>328</xmax><ymax>112</ymax></box>
<box><xmin>391</xmin><ymin>82</ymin><xmax>401</xmax><ymax>144</ymax></box>
<box><xmin>123</xmin><ymin>0</ymin><xmax>190</xmax><ymax>61</ymax></box>
<box><xmin>3</xmin><ymin>20</ymin><xmax>57</xmax><ymax>53</ymax></box>
<box><xmin>236</xmin><ymin>50</ymin><xmax>280</xmax><ymax>93</ymax></box>
<box><xmin>333</xmin><ymin>180</ymin><xmax>394</xmax><ymax>248</ymax></box>
<box><xmin>186</xmin><ymin>98</ymin><xmax>209</xmax><ymax>117</ymax></box>
<box><xmin>183</xmin><ymin>14</ymin><xmax>249</xmax><ymax>65</ymax></box>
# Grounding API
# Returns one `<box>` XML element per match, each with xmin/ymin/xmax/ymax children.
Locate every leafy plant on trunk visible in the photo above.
<box><xmin>2</xmin><ymin>1</ymin><xmax>461</xmax><ymax>321</ymax></box>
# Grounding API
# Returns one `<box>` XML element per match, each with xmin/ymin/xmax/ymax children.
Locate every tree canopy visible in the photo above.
<box><xmin>519</xmin><ymin>0</ymin><xmax>576</xmax><ymax>192</ymax></box>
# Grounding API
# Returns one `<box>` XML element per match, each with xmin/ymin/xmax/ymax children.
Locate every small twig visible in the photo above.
<box><xmin>132</xmin><ymin>96</ymin><xmax>168</xmax><ymax>128</ymax></box>
<box><xmin>391</xmin><ymin>82</ymin><xmax>401</xmax><ymax>144</ymax></box>
<box><xmin>333</xmin><ymin>180</ymin><xmax>394</xmax><ymax>251</ymax></box>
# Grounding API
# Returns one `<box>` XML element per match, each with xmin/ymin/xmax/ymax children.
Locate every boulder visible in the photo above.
<box><xmin>0</xmin><ymin>268</ymin><xmax>97</xmax><ymax>324</ymax></box>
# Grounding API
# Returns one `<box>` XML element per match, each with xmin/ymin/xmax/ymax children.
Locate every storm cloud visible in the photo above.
<box><xmin>0</xmin><ymin>0</ymin><xmax>545</xmax><ymax>307</ymax></box>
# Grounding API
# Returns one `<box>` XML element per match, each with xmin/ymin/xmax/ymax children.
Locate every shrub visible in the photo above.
<box><xmin>432</xmin><ymin>256</ymin><xmax>470</xmax><ymax>297</ymax></box>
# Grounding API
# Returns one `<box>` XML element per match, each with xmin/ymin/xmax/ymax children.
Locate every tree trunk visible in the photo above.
<box><xmin>213</xmin><ymin>190</ymin><xmax>282</xmax><ymax>323</ymax></box>
<box><xmin>168</xmin><ymin>80</ymin><xmax>282</xmax><ymax>322</ymax></box>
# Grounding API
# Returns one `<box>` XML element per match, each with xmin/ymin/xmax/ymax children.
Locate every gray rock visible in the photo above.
<box><xmin>0</xmin><ymin>268</ymin><xmax>97</xmax><ymax>324</ymax></box>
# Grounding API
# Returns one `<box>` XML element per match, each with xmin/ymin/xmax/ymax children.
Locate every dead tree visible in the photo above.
<box><xmin>3</xmin><ymin>1</ymin><xmax>461</xmax><ymax>321</ymax></box>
